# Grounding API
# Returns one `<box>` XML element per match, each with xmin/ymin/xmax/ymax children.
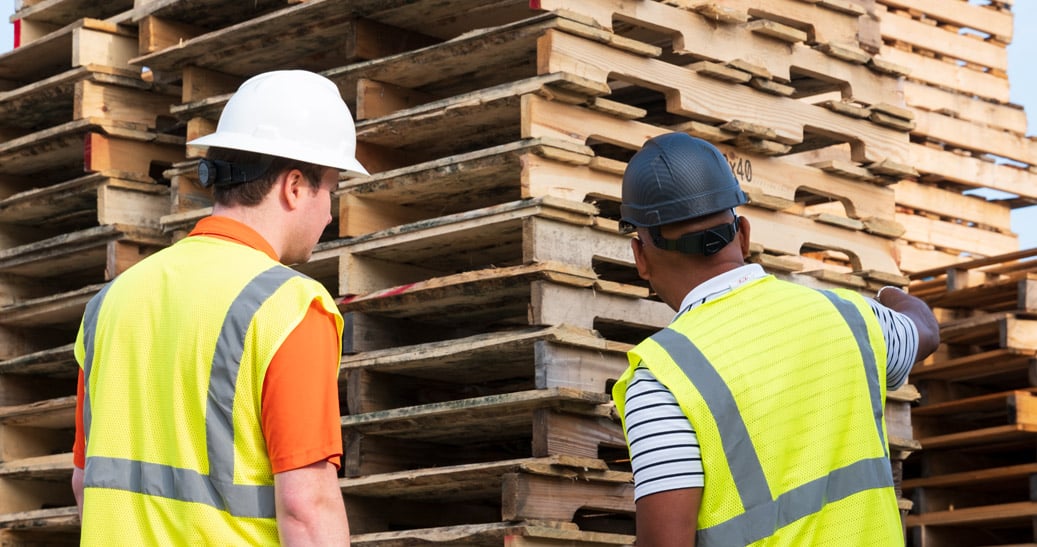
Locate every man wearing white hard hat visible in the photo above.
<box><xmin>71</xmin><ymin>70</ymin><xmax>365</xmax><ymax>545</ymax></box>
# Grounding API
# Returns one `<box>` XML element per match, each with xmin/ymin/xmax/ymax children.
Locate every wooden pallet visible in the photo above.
<box><xmin>905</xmin><ymin>502</ymin><xmax>1037</xmax><ymax>547</ymax></box>
<box><xmin>902</xmin><ymin>80</ymin><xmax>1027</xmax><ymax>136</ymax></box>
<box><xmin>340</xmin><ymin>455</ymin><xmax>633</xmax><ymax>536</ymax></box>
<box><xmin>343</xmin><ymin>323</ymin><xmax>627</xmax><ymax>406</ymax></box>
<box><xmin>892</xmin><ymin>179</ymin><xmax>1013</xmax><ymax>236</ymax></box>
<box><xmin>0</xmin><ymin>172</ymin><xmax>165</xmax><ymax>231</ymax></box>
<box><xmin>12</xmin><ymin>0</ymin><xmax>133</xmax><ymax>48</ymax></box>
<box><xmin>910</xmin><ymin>108</ymin><xmax>1037</xmax><ymax>168</ymax></box>
<box><xmin>354</xmin><ymin>521</ymin><xmax>634</xmax><ymax>547</ymax></box>
<box><xmin>879</xmin><ymin>6</ymin><xmax>1008</xmax><ymax>75</ymax></box>
<box><xmin>877</xmin><ymin>0</ymin><xmax>1013</xmax><ymax>43</ymax></box>
<box><xmin>875</xmin><ymin>43</ymin><xmax>1008</xmax><ymax>104</ymax></box>
<box><xmin>534</xmin><ymin>0</ymin><xmax>901</xmax><ymax>106</ymax></box>
<box><xmin>0</xmin><ymin>118</ymin><xmax>184</xmax><ymax>184</ymax></box>
<box><xmin>912</xmin><ymin>389</ymin><xmax>1037</xmax><ymax>451</ymax></box>
<box><xmin>0</xmin><ymin>507</ymin><xmax>79</xmax><ymax>547</ymax></box>
<box><xmin>0</xmin><ymin>18</ymin><xmax>137</xmax><ymax>88</ymax></box>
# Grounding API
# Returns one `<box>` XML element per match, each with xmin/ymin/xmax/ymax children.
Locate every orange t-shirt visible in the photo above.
<box><xmin>74</xmin><ymin>216</ymin><xmax>343</xmax><ymax>473</ymax></box>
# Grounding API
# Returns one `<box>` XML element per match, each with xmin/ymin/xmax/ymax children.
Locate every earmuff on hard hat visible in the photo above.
<box><xmin>188</xmin><ymin>70</ymin><xmax>368</xmax><ymax>176</ymax></box>
<box><xmin>197</xmin><ymin>158</ymin><xmax>273</xmax><ymax>188</ymax></box>
<box><xmin>620</xmin><ymin>133</ymin><xmax>748</xmax><ymax>255</ymax></box>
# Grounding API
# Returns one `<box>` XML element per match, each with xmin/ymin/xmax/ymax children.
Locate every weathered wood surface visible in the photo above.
<box><xmin>0</xmin><ymin>224</ymin><xmax>167</xmax><ymax>280</ymax></box>
<box><xmin>0</xmin><ymin>506</ymin><xmax>78</xmax><ymax>532</ymax></box>
<box><xmin>0</xmin><ymin>283</ymin><xmax>100</xmax><ymax>328</ymax></box>
<box><xmin>0</xmin><ymin>172</ymin><xmax>165</xmax><ymax>229</ymax></box>
<box><xmin>521</xmin><ymin>96</ymin><xmax>901</xmax><ymax>231</ymax></box>
<box><xmin>353</xmin><ymin>521</ymin><xmax>633</xmax><ymax>547</ymax></box>
<box><xmin>13</xmin><ymin>0</ymin><xmax>131</xmax><ymax>26</ymax></box>
<box><xmin>909</xmin><ymin>108</ymin><xmax>1037</xmax><ymax>167</ymax></box>
<box><xmin>0</xmin><ymin>453</ymin><xmax>72</xmax><ymax>482</ymax></box>
<box><xmin>0</xmin><ymin>118</ymin><xmax>184</xmax><ymax>181</ymax></box>
<box><xmin>878</xmin><ymin>6</ymin><xmax>1008</xmax><ymax>73</ymax></box>
<box><xmin>0</xmin><ymin>395</ymin><xmax>74</xmax><ymax>429</ymax></box>
<box><xmin>907</xmin><ymin>143</ymin><xmax>1037</xmax><ymax>203</ymax></box>
<box><xmin>534</xmin><ymin>0</ymin><xmax>900</xmax><ymax>106</ymax></box>
<box><xmin>0</xmin><ymin>18</ymin><xmax>137</xmax><ymax>85</ymax></box>
<box><xmin>913</xmin><ymin>389</ymin><xmax>1037</xmax><ymax>450</ymax></box>
<box><xmin>875</xmin><ymin>44</ymin><xmax>1009</xmax><ymax>104</ymax></box>
<box><xmin>344</xmin><ymin>326</ymin><xmax>628</xmax><ymax>421</ymax></box>
<box><xmin>877</xmin><ymin>0</ymin><xmax>1013</xmax><ymax>41</ymax></box>
<box><xmin>539</xmin><ymin>29</ymin><xmax>910</xmax><ymax>165</ymax></box>
<box><xmin>127</xmin><ymin>0</ymin><xmax>304</xmax><ymax>29</ymax></box>
<box><xmin>902</xmin><ymin>80</ymin><xmax>1027</xmax><ymax>135</ymax></box>
<box><xmin>0</xmin><ymin>344</ymin><xmax>76</xmax><ymax>378</ymax></box>
<box><xmin>938</xmin><ymin>313</ymin><xmax>1037</xmax><ymax>350</ymax></box>
<box><xmin>891</xmin><ymin>179</ymin><xmax>1012</xmax><ymax>235</ymax></box>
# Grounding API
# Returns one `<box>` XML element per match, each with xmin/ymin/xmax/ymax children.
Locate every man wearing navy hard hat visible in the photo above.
<box><xmin>612</xmin><ymin>132</ymin><xmax>939</xmax><ymax>546</ymax></box>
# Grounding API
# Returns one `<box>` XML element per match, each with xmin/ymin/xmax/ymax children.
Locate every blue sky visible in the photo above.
<box><xmin>0</xmin><ymin>2</ymin><xmax>1034</xmax><ymax>247</ymax></box>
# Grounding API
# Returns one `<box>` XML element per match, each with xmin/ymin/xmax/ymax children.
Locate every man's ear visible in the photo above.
<box><xmin>632</xmin><ymin>237</ymin><xmax>652</xmax><ymax>282</ymax></box>
<box><xmin>737</xmin><ymin>215</ymin><xmax>751</xmax><ymax>259</ymax></box>
<box><xmin>280</xmin><ymin>169</ymin><xmax>305</xmax><ymax>210</ymax></box>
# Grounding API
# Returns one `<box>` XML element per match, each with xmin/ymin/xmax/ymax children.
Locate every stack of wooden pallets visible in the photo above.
<box><xmin>0</xmin><ymin>2</ymin><xmax>182</xmax><ymax>543</ymax></box>
<box><xmin>0</xmin><ymin>0</ymin><xmax>1031</xmax><ymax>545</ymax></box>
<box><xmin>905</xmin><ymin>248</ymin><xmax>1037</xmax><ymax>546</ymax></box>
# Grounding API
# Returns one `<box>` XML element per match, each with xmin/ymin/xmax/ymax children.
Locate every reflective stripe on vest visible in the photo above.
<box><xmin>650</xmin><ymin>289</ymin><xmax>892</xmax><ymax>546</ymax></box>
<box><xmin>81</xmin><ymin>265</ymin><xmax>304</xmax><ymax>519</ymax></box>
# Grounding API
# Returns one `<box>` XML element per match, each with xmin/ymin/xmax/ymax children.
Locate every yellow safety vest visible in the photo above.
<box><xmin>74</xmin><ymin>234</ymin><xmax>343</xmax><ymax>545</ymax></box>
<box><xmin>613</xmin><ymin>276</ymin><xmax>903</xmax><ymax>546</ymax></box>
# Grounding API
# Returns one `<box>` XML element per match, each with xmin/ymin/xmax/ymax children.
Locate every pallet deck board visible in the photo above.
<box><xmin>0</xmin><ymin>18</ymin><xmax>137</xmax><ymax>85</ymax></box>
<box><xmin>0</xmin><ymin>394</ymin><xmax>74</xmax><ymax>428</ymax></box>
<box><xmin>0</xmin><ymin>282</ymin><xmax>101</xmax><ymax>328</ymax></box>
<box><xmin>352</xmin><ymin>522</ymin><xmax>634</xmax><ymax>547</ymax></box>
<box><xmin>879</xmin><ymin>7</ymin><xmax>1008</xmax><ymax>73</ymax></box>
<box><xmin>0</xmin><ymin>344</ymin><xmax>77</xmax><ymax>377</ymax></box>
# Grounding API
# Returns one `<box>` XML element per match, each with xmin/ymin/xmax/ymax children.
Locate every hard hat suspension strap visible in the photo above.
<box><xmin>649</xmin><ymin>216</ymin><xmax>739</xmax><ymax>256</ymax></box>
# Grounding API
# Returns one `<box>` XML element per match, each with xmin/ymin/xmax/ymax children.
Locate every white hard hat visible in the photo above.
<box><xmin>188</xmin><ymin>70</ymin><xmax>368</xmax><ymax>176</ymax></box>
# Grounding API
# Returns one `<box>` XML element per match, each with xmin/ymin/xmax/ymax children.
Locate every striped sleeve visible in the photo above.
<box><xmin>868</xmin><ymin>298</ymin><xmax>920</xmax><ymax>390</ymax></box>
<box><xmin>620</xmin><ymin>365</ymin><xmax>703</xmax><ymax>501</ymax></box>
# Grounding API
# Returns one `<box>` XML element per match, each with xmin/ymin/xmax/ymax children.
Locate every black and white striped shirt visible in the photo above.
<box><xmin>621</xmin><ymin>265</ymin><xmax>919</xmax><ymax>501</ymax></box>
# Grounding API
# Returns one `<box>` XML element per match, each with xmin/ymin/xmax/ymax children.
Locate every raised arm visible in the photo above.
<box><xmin>876</xmin><ymin>286</ymin><xmax>940</xmax><ymax>362</ymax></box>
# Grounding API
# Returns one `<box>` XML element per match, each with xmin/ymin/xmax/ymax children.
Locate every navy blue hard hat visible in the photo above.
<box><xmin>620</xmin><ymin>133</ymin><xmax>748</xmax><ymax>233</ymax></box>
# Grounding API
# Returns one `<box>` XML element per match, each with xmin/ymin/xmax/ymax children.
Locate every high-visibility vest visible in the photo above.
<box><xmin>613</xmin><ymin>276</ymin><xmax>903</xmax><ymax>546</ymax></box>
<box><xmin>74</xmin><ymin>234</ymin><xmax>343</xmax><ymax>545</ymax></box>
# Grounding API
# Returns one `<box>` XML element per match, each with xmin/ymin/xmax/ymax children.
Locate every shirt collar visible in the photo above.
<box><xmin>188</xmin><ymin>216</ymin><xmax>280</xmax><ymax>262</ymax></box>
<box><xmin>676</xmin><ymin>263</ymin><xmax>767</xmax><ymax>317</ymax></box>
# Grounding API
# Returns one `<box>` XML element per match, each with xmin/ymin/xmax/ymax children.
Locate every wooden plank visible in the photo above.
<box><xmin>876</xmin><ymin>45</ymin><xmax>1009</xmax><ymax>103</ymax></box>
<box><xmin>536</xmin><ymin>0</ymin><xmax>901</xmax><ymax>106</ymax></box>
<box><xmin>14</xmin><ymin>0</ymin><xmax>131</xmax><ymax>26</ymax></box>
<box><xmin>341</xmin><ymin>388</ymin><xmax>609</xmax><ymax>441</ymax></box>
<box><xmin>0</xmin><ymin>344</ymin><xmax>77</xmax><ymax>378</ymax></box>
<box><xmin>0</xmin><ymin>395</ymin><xmax>75</xmax><ymax>429</ymax></box>
<box><xmin>910</xmin><ymin>108</ymin><xmax>1037</xmax><ymax>166</ymax></box>
<box><xmin>903</xmin><ymin>462</ymin><xmax>1037</xmax><ymax>490</ymax></box>
<box><xmin>0</xmin><ymin>453</ymin><xmax>73</xmax><ymax>482</ymax></box>
<box><xmin>910</xmin><ymin>348</ymin><xmax>1036</xmax><ymax>384</ymax></box>
<box><xmin>0</xmin><ymin>283</ymin><xmax>101</xmax><ymax>328</ymax></box>
<box><xmin>905</xmin><ymin>501</ymin><xmax>1037</xmax><ymax>527</ymax></box>
<box><xmin>0</xmin><ymin>172</ymin><xmax>163</xmax><ymax>227</ymax></box>
<box><xmin>924</xmin><ymin>274</ymin><xmax>1037</xmax><ymax>313</ymax></box>
<box><xmin>352</xmin><ymin>522</ymin><xmax>634</xmax><ymax>547</ymax></box>
<box><xmin>876</xmin><ymin>0</ymin><xmax>1013</xmax><ymax>40</ymax></box>
<box><xmin>0</xmin><ymin>506</ymin><xmax>79</xmax><ymax>532</ymax></box>
<box><xmin>907</xmin><ymin>143</ymin><xmax>1037</xmax><ymax>202</ymax></box>
<box><xmin>0</xmin><ymin>224</ymin><xmax>167</xmax><ymax>279</ymax></box>
<box><xmin>502</xmin><ymin>472</ymin><xmax>633</xmax><ymax>522</ymax></box>
<box><xmin>896</xmin><ymin>212</ymin><xmax>1018</xmax><ymax>257</ymax></box>
<box><xmin>127</xmin><ymin>0</ymin><xmax>306</xmax><ymax>30</ymax></box>
<box><xmin>902</xmin><ymin>80</ymin><xmax>1027</xmax><ymax>135</ymax></box>
<box><xmin>538</xmin><ymin>29</ymin><xmax>909</xmax><ymax>165</ymax></box>
<box><xmin>938</xmin><ymin>313</ymin><xmax>1037</xmax><ymax>349</ymax></box>
<box><xmin>0</xmin><ymin>19</ymin><xmax>135</xmax><ymax>84</ymax></box>
<box><xmin>892</xmin><ymin>179</ymin><xmax>1013</xmax><ymax>233</ymax></box>
<box><xmin>879</xmin><ymin>8</ymin><xmax>1007</xmax><ymax>72</ymax></box>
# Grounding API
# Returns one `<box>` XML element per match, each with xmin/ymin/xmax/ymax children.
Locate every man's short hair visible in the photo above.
<box><xmin>204</xmin><ymin>147</ymin><xmax>328</xmax><ymax>207</ymax></box>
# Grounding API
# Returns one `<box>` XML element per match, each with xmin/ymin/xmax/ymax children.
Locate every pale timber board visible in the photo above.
<box><xmin>539</xmin><ymin>30</ymin><xmax>909</xmax><ymax>164</ymax></box>
<box><xmin>911</xmin><ymin>108</ymin><xmax>1037</xmax><ymax>166</ymax></box>
<box><xmin>879</xmin><ymin>8</ymin><xmax>1007</xmax><ymax>72</ymax></box>
<box><xmin>0</xmin><ymin>344</ymin><xmax>76</xmax><ymax>377</ymax></box>
<box><xmin>877</xmin><ymin>46</ymin><xmax>1009</xmax><ymax>103</ymax></box>
<box><xmin>894</xmin><ymin>241</ymin><xmax>972</xmax><ymax>275</ymax></box>
<box><xmin>353</xmin><ymin>522</ymin><xmax>634</xmax><ymax>547</ymax></box>
<box><xmin>877</xmin><ymin>0</ymin><xmax>1013</xmax><ymax>40</ymax></box>
<box><xmin>924</xmin><ymin>274</ymin><xmax>1037</xmax><ymax>312</ymax></box>
<box><xmin>908</xmin><ymin>143</ymin><xmax>1037</xmax><ymax>202</ymax></box>
<box><xmin>0</xmin><ymin>282</ymin><xmax>100</xmax><ymax>327</ymax></box>
<box><xmin>905</xmin><ymin>501</ymin><xmax>1037</xmax><ymax>527</ymax></box>
<box><xmin>536</xmin><ymin>0</ymin><xmax>901</xmax><ymax>106</ymax></box>
<box><xmin>892</xmin><ymin>180</ymin><xmax>1012</xmax><ymax>233</ymax></box>
<box><xmin>14</xmin><ymin>0</ymin><xmax>132</xmax><ymax>26</ymax></box>
<box><xmin>909</xmin><ymin>248</ymin><xmax>1037</xmax><ymax>281</ymax></box>
<box><xmin>896</xmin><ymin>213</ymin><xmax>1018</xmax><ymax>257</ymax></box>
<box><xmin>341</xmin><ymin>388</ymin><xmax>610</xmax><ymax>440</ymax></box>
<box><xmin>902</xmin><ymin>81</ymin><xmax>1027</xmax><ymax>136</ymax></box>
<box><xmin>541</xmin><ymin>0</ymin><xmax>866</xmax><ymax>48</ymax></box>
